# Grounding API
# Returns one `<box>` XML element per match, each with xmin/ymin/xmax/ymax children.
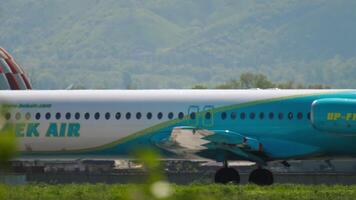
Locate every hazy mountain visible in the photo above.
<box><xmin>0</xmin><ymin>0</ymin><xmax>355</xmax><ymax>89</ymax></box>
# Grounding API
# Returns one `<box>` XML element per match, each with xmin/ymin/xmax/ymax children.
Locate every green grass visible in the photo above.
<box><xmin>1</xmin><ymin>184</ymin><xmax>356</xmax><ymax>200</ymax></box>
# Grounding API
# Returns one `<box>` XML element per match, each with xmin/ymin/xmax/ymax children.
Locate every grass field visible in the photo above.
<box><xmin>1</xmin><ymin>184</ymin><xmax>356</xmax><ymax>200</ymax></box>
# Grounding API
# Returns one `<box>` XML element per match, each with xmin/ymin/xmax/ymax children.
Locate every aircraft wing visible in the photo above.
<box><xmin>159</xmin><ymin>127</ymin><xmax>267</xmax><ymax>165</ymax></box>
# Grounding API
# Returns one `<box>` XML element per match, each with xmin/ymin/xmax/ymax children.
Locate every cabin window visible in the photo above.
<box><xmin>45</xmin><ymin>112</ymin><xmax>51</xmax><ymax>120</ymax></box>
<box><xmin>288</xmin><ymin>112</ymin><xmax>293</xmax><ymax>120</ymax></box>
<box><xmin>278</xmin><ymin>112</ymin><xmax>284</xmax><ymax>120</ymax></box>
<box><xmin>4</xmin><ymin>113</ymin><xmax>11</xmax><ymax>120</ymax></box>
<box><xmin>35</xmin><ymin>113</ymin><xmax>41</xmax><ymax>120</ymax></box>
<box><xmin>147</xmin><ymin>112</ymin><xmax>152</xmax><ymax>119</ymax></box>
<box><xmin>240</xmin><ymin>112</ymin><xmax>246</xmax><ymax>120</ymax></box>
<box><xmin>56</xmin><ymin>112</ymin><xmax>61</xmax><ymax>120</ymax></box>
<box><xmin>190</xmin><ymin>112</ymin><xmax>196</xmax><ymax>120</ymax></box>
<box><xmin>126</xmin><ymin>112</ymin><xmax>131</xmax><ymax>120</ymax></box>
<box><xmin>297</xmin><ymin>112</ymin><xmax>303</xmax><ymax>120</ymax></box>
<box><xmin>66</xmin><ymin>112</ymin><xmax>71</xmax><ymax>120</ymax></box>
<box><xmin>85</xmin><ymin>112</ymin><xmax>90</xmax><ymax>120</ymax></box>
<box><xmin>168</xmin><ymin>112</ymin><xmax>174</xmax><ymax>119</ymax></box>
<box><xmin>249</xmin><ymin>112</ymin><xmax>256</xmax><ymax>119</ymax></box>
<box><xmin>136</xmin><ymin>112</ymin><xmax>142</xmax><ymax>120</ymax></box>
<box><xmin>221</xmin><ymin>112</ymin><xmax>227</xmax><ymax>120</ymax></box>
<box><xmin>94</xmin><ymin>112</ymin><xmax>100</xmax><ymax>120</ymax></box>
<box><xmin>259</xmin><ymin>112</ymin><xmax>264</xmax><ymax>120</ymax></box>
<box><xmin>178</xmin><ymin>112</ymin><xmax>184</xmax><ymax>119</ymax></box>
<box><xmin>157</xmin><ymin>112</ymin><xmax>163</xmax><ymax>119</ymax></box>
<box><xmin>307</xmin><ymin>112</ymin><xmax>311</xmax><ymax>120</ymax></box>
<box><xmin>105</xmin><ymin>112</ymin><xmax>111</xmax><ymax>120</ymax></box>
<box><xmin>75</xmin><ymin>112</ymin><xmax>80</xmax><ymax>120</ymax></box>
<box><xmin>115</xmin><ymin>112</ymin><xmax>121</xmax><ymax>120</ymax></box>
<box><xmin>231</xmin><ymin>112</ymin><xmax>237</xmax><ymax>119</ymax></box>
<box><xmin>269</xmin><ymin>112</ymin><xmax>274</xmax><ymax>119</ymax></box>
<box><xmin>15</xmin><ymin>112</ymin><xmax>21</xmax><ymax>120</ymax></box>
<box><xmin>25</xmin><ymin>112</ymin><xmax>31</xmax><ymax>120</ymax></box>
<box><xmin>205</xmin><ymin>112</ymin><xmax>211</xmax><ymax>120</ymax></box>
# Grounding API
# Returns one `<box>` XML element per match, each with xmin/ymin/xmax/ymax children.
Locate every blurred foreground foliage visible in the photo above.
<box><xmin>0</xmin><ymin>184</ymin><xmax>356</xmax><ymax>200</ymax></box>
<box><xmin>122</xmin><ymin>148</ymin><xmax>173</xmax><ymax>200</ymax></box>
<box><xmin>0</xmin><ymin>108</ymin><xmax>16</xmax><ymax>170</ymax></box>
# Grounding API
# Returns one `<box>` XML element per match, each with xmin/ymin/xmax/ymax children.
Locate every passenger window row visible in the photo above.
<box><xmin>4</xmin><ymin>111</ymin><xmax>311</xmax><ymax>121</ymax></box>
<box><xmin>218</xmin><ymin>112</ymin><xmax>311</xmax><ymax>120</ymax></box>
<box><xmin>4</xmin><ymin>111</ymin><xmax>187</xmax><ymax>121</ymax></box>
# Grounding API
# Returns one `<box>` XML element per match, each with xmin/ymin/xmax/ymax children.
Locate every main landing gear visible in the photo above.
<box><xmin>214</xmin><ymin>161</ymin><xmax>274</xmax><ymax>185</ymax></box>
<box><xmin>248</xmin><ymin>168</ymin><xmax>274</xmax><ymax>185</ymax></box>
<box><xmin>214</xmin><ymin>161</ymin><xmax>240</xmax><ymax>184</ymax></box>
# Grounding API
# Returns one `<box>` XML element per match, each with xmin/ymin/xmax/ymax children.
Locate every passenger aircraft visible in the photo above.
<box><xmin>1</xmin><ymin>48</ymin><xmax>356</xmax><ymax>185</ymax></box>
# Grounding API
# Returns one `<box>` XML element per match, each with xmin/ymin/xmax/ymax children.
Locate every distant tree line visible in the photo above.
<box><xmin>192</xmin><ymin>73</ymin><xmax>330</xmax><ymax>89</ymax></box>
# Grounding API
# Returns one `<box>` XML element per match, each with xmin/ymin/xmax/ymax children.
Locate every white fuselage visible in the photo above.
<box><xmin>0</xmin><ymin>89</ymin><xmax>353</xmax><ymax>158</ymax></box>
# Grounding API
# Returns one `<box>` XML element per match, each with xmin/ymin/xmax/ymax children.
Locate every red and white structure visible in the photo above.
<box><xmin>0</xmin><ymin>47</ymin><xmax>32</xmax><ymax>90</ymax></box>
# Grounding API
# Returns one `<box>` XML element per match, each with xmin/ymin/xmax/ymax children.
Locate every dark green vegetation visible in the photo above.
<box><xmin>0</xmin><ymin>184</ymin><xmax>356</xmax><ymax>200</ymax></box>
<box><xmin>192</xmin><ymin>72</ymin><xmax>330</xmax><ymax>89</ymax></box>
<box><xmin>1</xmin><ymin>0</ymin><xmax>356</xmax><ymax>89</ymax></box>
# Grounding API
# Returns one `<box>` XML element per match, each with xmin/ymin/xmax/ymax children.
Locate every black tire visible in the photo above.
<box><xmin>249</xmin><ymin>168</ymin><xmax>274</xmax><ymax>186</ymax></box>
<box><xmin>214</xmin><ymin>167</ymin><xmax>240</xmax><ymax>184</ymax></box>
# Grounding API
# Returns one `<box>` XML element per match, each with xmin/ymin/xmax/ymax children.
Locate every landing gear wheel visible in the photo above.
<box><xmin>249</xmin><ymin>168</ymin><xmax>274</xmax><ymax>186</ymax></box>
<box><xmin>214</xmin><ymin>167</ymin><xmax>240</xmax><ymax>184</ymax></box>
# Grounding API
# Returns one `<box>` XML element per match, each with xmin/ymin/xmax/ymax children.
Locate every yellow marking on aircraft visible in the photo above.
<box><xmin>334</xmin><ymin>113</ymin><xmax>341</xmax><ymax>120</ymax></box>
<box><xmin>346</xmin><ymin>113</ymin><xmax>353</xmax><ymax>120</ymax></box>
<box><xmin>327</xmin><ymin>112</ymin><xmax>356</xmax><ymax>121</ymax></box>
<box><xmin>327</xmin><ymin>113</ymin><xmax>334</xmax><ymax>120</ymax></box>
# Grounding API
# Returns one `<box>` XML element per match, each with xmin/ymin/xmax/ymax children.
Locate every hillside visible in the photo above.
<box><xmin>0</xmin><ymin>0</ymin><xmax>355</xmax><ymax>89</ymax></box>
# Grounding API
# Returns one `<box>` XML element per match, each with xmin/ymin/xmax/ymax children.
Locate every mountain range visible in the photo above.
<box><xmin>1</xmin><ymin>0</ymin><xmax>355</xmax><ymax>89</ymax></box>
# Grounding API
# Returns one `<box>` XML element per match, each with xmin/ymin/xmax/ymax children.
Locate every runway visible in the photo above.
<box><xmin>17</xmin><ymin>172</ymin><xmax>356</xmax><ymax>185</ymax></box>
<box><xmin>4</xmin><ymin>159</ymin><xmax>356</xmax><ymax>185</ymax></box>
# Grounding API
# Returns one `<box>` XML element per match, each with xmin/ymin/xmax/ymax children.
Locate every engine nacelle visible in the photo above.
<box><xmin>311</xmin><ymin>98</ymin><xmax>356</xmax><ymax>134</ymax></box>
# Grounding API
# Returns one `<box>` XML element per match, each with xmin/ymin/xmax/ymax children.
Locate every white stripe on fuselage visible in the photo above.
<box><xmin>0</xmin><ymin>89</ymin><xmax>350</xmax><ymax>152</ymax></box>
